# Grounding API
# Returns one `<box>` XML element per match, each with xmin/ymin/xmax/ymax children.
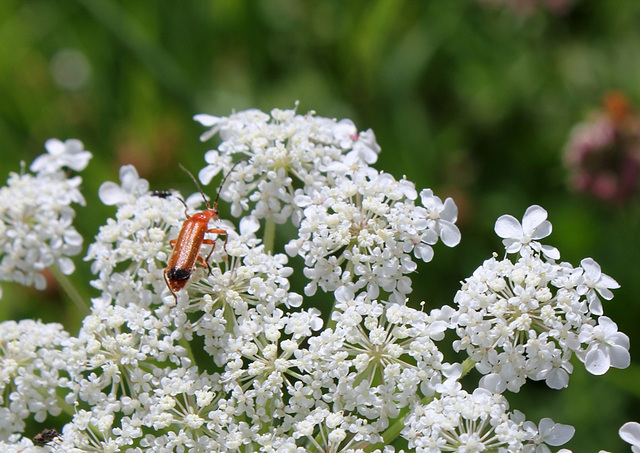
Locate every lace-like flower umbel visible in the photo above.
<box><xmin>86</xmin><ymin>165</ymin><xmax>187</xmax><ymax>308</ymax></box>
<box><xmin>0</xmin><ymin>139</ymin><xmax>91</xmax><ymax>297</ymax></box>
<box><xmin>0</xmin><ymin>108</ymin><xmax>629</xmax><ymax>452</ymax></box>
<box><xmin>0</xmin><ymin>320</ymin><xmax>70</xmax><ymax>440</ymax></box>
<box><xmin>450</xmin><ymin>205</ymin><xmax>627</xmax><ymax>392</ymax></box>
<box><xmin>403</xmin><ymin>384</ymin><xmax>574</xmax><ymax>452</ymax></box>
<box><xmin>285</xmin><ymin>170</ymin><xmax>460</xmax><ymax>303</ymax></box>
<box><xmin>195</xmin><ymin>105</ymin><xmax>381</xmax><ymax>224</ymax></box>
<box><xmin>291</xmin><ymin>287</ymin><xmax>453</xmax><ymax>433</ymax></box>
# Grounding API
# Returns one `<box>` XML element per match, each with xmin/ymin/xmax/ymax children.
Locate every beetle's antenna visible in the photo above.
<box><xmin>179</xmin><ymin>164</ymin><xmax>210</xmax><ymax>208</ymax></box>
<box><xmin>213</xmin><ymin>158</ymin><xmax>249</xmax><ymax>206</ymax></box>
<box><xmin>175</xmin><ymin>196</ymin><xmax>189</xmax><ymax>218</ymax></box>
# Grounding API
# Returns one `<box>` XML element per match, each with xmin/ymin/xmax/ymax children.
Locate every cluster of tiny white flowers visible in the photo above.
<box><xmin>85</xmin><ymin>165</ymin><xmax>187</xmax><ymax>308</ymax></box>
<box><xmin>0</xmin><ymin>320</ymin><xmax>70</xmax><ymax>441</ymax></box>
<box><xmin>55</xmin><ymin>365</ymin><xmax>227</xmax><ymax>451</ymax></box>
<box><xmin>0</xmin><ymin>108</ymin><xmax>631</xmax><ymax>452</ymax></box>
<box><xmin>292</xmin><ymin>286</ymin><xmax>454</xmax><ymax>433</ymax></box>
<box><xmin>185</xmin><ymin>217</ymin><xmax>308</xmax><ymax>344</ymax></box>
<box><xmin>285</xmin><ymin>171</ymin><xmax>460</xmax><ymax>302</ymax></box>
<box><xmin>0</xmin><ymin>139</ymin><xmax>90</xmax><ymax>297</ymax></box>
<box><xmin>403</xmin><ymin>383</ymin><xmax>575</xmax><ymax>452</ymax></box>
<box><xmin>195</xmin><ymin>105</ymin><xmax>381</xmax><ymax>224</ymax></box>
<box><xmin>292</xmin><ymin>408</ymin><xmax>383</xmax><ymax>451</ymax></box>
<box><xmin>450</xmin><ymin>205</ymin><xmax>629</xmax><ymax>392</ymax></box>
<box><xmin>68</xmin><ymin>151</ymin><xmax>327</xmax><ymax>450</ymax></box>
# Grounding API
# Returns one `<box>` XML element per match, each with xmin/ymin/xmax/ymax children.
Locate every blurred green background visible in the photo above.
<box><xmin>1</xmin><ymin>0</ymin><xmax>639</xmax><ymax>450</ymax></box>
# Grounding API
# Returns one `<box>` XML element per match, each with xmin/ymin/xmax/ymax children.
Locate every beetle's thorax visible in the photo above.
<box><xmin>190</xmin><ymin>209</ymin><xmax>218</xmax><ymax>223</ymax></box>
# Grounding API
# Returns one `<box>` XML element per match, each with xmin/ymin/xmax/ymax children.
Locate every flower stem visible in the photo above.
<box><xmin>50</xmin><ymin>265</ymin><xmax>90</xmax><ymax>315</ymax></box>
<box><xmin>263</xmin><ymin>218</ymin><xmax>276</xmax><ymax>254</ymax></box>
<box><xmin>365</xmin><ymin>393</ymin><xmax>436</xmax><ymax>452</ymax></box>
<box><xmin>178</xmin><ymin>335</ymin><xmax>196</xmax><ymax>366</ymax></box>
<box><xmin>461</xmin><ymin>356</ymin><xmax>476</xmax><ymax>377</ymax></box>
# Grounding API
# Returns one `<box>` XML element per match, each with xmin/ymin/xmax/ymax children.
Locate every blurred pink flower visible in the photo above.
<box><xmin>564</xmin><ymin>92</ymin><xmax>640</xmax><ymax>205</ymax></box>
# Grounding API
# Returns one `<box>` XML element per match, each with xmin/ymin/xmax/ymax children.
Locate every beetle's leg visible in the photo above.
<box><xmin>206</xmin><ymin>228</ymin><xmax>228</xmax><ymax>254</ymax></box>
<box><xmin>202</xmin><ymin>228</ymin><xmax>228</xmax><ymax>271</ymax></box>
<box><xmin>200</xmin><ymin>238</ymin><xmax>217</xmax><ymax>275</ymax></box>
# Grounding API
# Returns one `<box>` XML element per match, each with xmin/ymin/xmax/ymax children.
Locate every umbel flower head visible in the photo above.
<box><xmin>450</xmin><ymin>205</ymin><xmax>628</xmax><ymax>392</ymax></box>
<box><xmin>0</xmin><ymin>106</ymin><xmax>627</xmax><ymax>452</ymax></box>
<box><xmin>0</xmin><ymin>139</ymin><xmax>91</xmax><ymax>297</ymax></box>
<box><xmin>285</xmin><ymin>172</ymin><xmax>460</xmax><ymax>303</ymax></box>
<box><xmin>403</xmin><ymin>383</ymin><xmax>575</xmax><ymax>451</ymax></box>
<box><xmin>0</xmin><ymin>320</ymin><xmax>70</xmax><ymax>440</ymax></box>
<box><xmin>194</xmin><ymin>105</ymin><xmax>381</xmax><ymax>224</ymax></box>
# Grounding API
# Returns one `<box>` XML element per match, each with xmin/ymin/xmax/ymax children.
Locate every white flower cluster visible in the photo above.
<box><xmin>195</xmin><ymin>105</ymin><xmax>381</xmax><ymax>224</ymax></box>
<box><xmin>450</xmin><ymin>205</ymin><xmax>629</xmax><ymax>392</ymax></box>
<box><xmin>85</xmin><ymin>165</ymin><xmax>186</xmax><ymax>308</ymax></box>
<box><xmin>292</xmin><ymin>287</ymin><xmax>454</xmax><ymax>433</ymax></box>
<box><xmin>285</xmin><ymin>174</ymin><xmax>460</xmax><ymax>303</ymax></box>
<box><xmin>403</xmin><ymin>383</ymin><xmax>574</xmax><ymax>452</ymax></box>
<box><xmin>0</xmin><ymin>108</ymin><xmax>630</xmax><ymax>452</ymax></box>
<box><xmin>0</xmin><ymin>139</ymin><xmax>90</xmax><ymax>297</ymax></box>
<box><xmin>0</xmin><ymin>320</ymin><xmax>69</xmax><ymax>441</ymax></box>
<box><xmin>196</xmin><ymin>105</ymin><xmax>460</xmax><ymax>304</ymax></box>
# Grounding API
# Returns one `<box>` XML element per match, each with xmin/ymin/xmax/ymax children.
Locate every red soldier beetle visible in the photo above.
<box><xmin>164</xmin><ymin>163</ymin><xmax>235</xmax><ymax>300</ymax></box>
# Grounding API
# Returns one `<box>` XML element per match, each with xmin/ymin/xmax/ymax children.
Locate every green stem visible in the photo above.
<box><xmin>178</xmin><ymin>335</ymin><xmax>196</xmax><ymax>366</ymax></box>
<box><xmin>461</xmin><ymin>356</ymin><xmax>476</xmax><ymax>377</ymax></box>
<box><xmin>55</xmin><ymin>387</ymin><xmax>79</xmax><ymax>418</ymax></box>
<box><xmin>263</xmin><ymin>218</ymin><xmax>276</xmax><ymax>254</ymax></box>
<box><xmin>50</xmin><ymin>265</ymin><xmax>90</xmax><ymax>316</ymax></box>
<box><xmin>364</xmin><ymin>393</ymin><xmax>436</xmax><ymax>452</ymax></box>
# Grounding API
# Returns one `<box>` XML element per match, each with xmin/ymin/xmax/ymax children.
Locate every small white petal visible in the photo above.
<box><xmin>541</xmin><ymin>244</ymin><xmax>560</xmax><ymax>260</ymax></box>
<box><xmin>479</xmin><ymin>373</ymin><xmax>506</xmax><ymax>393</ymax></box>
<box><xmin>439</xmin><ymin>221</ymin><xmax>461</xmax><ymax>247</ymax></box>
<box><xmin>581</xmin><ymin>257</ymin><xmax>601</xmax><ymax>279</ymax></box>
<box><xmin>239</xmin><ymin>216</ymin><xmax>260</xmax><ymax>236</ymax></box>
<box><xmin>495</xmin><ymin>215</ymin><xmax>523</xmax><ymax>239</ymax></box>
<box><xmin>585</xmin><ymin>347</ymin><xmax>609</xmax><ymax>375</ymax></box>
<box><xmin>503</xmin><ymin>239</ymin><xmax>522</xmax><ymax>254</ymax></box>
<box><xmin>193</xmin><ymin>113</ymin><xmax>221</xmax><ymax>126</ymax></box>
<box><xmin>531</xmin><ymin>220</ymin><xmax>552</xmax><ymax>240</ymax></box>
<box><xmin>522</xmin><ymin>205</ymin><xmax>548</xmax><ymax>234</ymax></box>
<box><xmin>44</xmin><ymin>138</ymin><xmax>66</xmax><ymax>155</ymax></box>
<box><xmin>119</xmin><ymin>165</ymin><xmax>148</xmax><ymax>194</ymax></box>
<box><xmin>441</xmin><ymin>197</ymin><xmax>458</xmax><ymax>221</ymax></box>
<box><xmin>199</xmin><ymin>165</ymin><xmax>221</xmax><ymax>186</ymax></box>
<box><xmin>620</xmin><ymin>422</ymin><xmax>640</xmax><ymax>447</ymax></box>
<box><xmin>609</xmin><ymin>344</ymin><xmax>631</xmax><ymax>369</ymax></box>
<box><xmin>539</xmin><ymin>418</ymin><xmax>575</xmax><ymax>446</ymax></box>
<box><xmin>98</xmin><ymin>181</ymin><xmax>126</xmax><ymax>206</ymax></box>
<box><xmin>587</xmin><ymin>293</ymin><xmax>604</xmax><ymax>316</ymax></box>
<box><xmin>599</xmin><ymin>274</ymin><xmax>620</xmax><ymax>291</ymax></box>
<box><xmin>545</xmin><ymin>368</ymin><xmax>569</xmax><ymax>390</ymax></box>
<box><xmin>57</xmin><ymin>257</ymin><xmax>76</xmax><ymax>275</ymax></box>
<box><xmin>414</xmin><ymin>243</ymin><xmax>434</xmax><ymax>262</ymax></box>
